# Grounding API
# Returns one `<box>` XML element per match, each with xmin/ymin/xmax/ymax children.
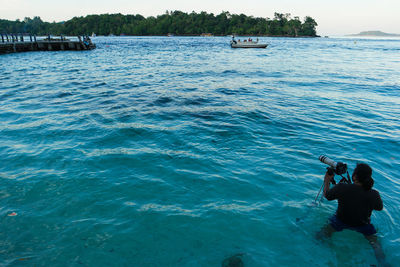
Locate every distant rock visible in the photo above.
<box><xmin>349</xmin><ymin>30</ymin><xmax>400</xmax><ymax>37</ymax></box>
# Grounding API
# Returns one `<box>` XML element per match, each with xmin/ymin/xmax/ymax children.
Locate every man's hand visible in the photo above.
<box><xmin>323</xmin><ymin>169</ymin><xmax>335</xmax><ymax>198</ymax></box>
<box><xmin>324</xmin><ymin>169</ymin><xmax>335</xmax><ymax>184</ymax></box>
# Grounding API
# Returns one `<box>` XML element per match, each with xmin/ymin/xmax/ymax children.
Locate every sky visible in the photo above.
<box><xmin>1</xmin><ymin>0</ymin><xmax>399</xmax><ymax>36</ymax></box>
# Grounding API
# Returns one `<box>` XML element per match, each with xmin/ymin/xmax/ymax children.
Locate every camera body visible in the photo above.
<box><xmin>319</xmin><ymin>155</ymin><xmax>348</xmax><ymax>175</ymax></box>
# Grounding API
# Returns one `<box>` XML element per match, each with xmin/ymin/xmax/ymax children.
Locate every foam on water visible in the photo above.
<box><xmin>1</xmin><ymin>36</ymin><xmax>400</xmax><ymax>266</ymax></box>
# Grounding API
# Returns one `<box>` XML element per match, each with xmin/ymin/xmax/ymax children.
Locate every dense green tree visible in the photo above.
<box><xmin>300</xmin><ymin>16</ymin><xmax>318</xmax><ymax>36</ymax></box>
<box><xmin>0</xmin><ymin>11</ymin><xmax>318</xmax><ymax>37</ymax></box>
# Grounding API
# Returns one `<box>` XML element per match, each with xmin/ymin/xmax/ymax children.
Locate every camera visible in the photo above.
<box><xmin>319</xmin><ymin>155</ymin><xmax>347</xmax><ymax>175</ymax></box>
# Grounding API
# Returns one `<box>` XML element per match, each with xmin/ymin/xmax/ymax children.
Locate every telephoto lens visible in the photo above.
<box><xmin>319</xmin><ymin>155</ymin><xmax>347</xmax><ymax>175</ymax></box>
<box><xmin>319</xmin><ymin>155</ymin><xmax>337</xmax><ymax>168</ymax></box>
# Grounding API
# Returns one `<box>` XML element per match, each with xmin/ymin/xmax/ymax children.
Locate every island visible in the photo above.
<box><xmin>0</xmin><ymin>11</ymin><xmax>318</xmax><ymax>37</ymax></box>
<box><xmin>348</xmin><ymin>31</ymin><xmax>400</xmax><ymax>37</ymax></box>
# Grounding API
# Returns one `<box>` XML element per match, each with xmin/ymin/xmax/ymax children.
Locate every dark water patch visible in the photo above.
<box><xmin>70</xmin><ymin>81</ymin><xmax>83</xmax><ymax>86</ymax></box>
<box><xmin>381</xmin><ymin>48</ymin><xmax>400</xmax><ymax>51</ymax></box>
<box><xmin>151</xmin><ymin>96</ymin><xmax>174</xmax><ymax>106</ymax></box>
<box><xmin>64</xmin><ymin>68</ymin><xmax>81</xmax><ymax>73</ymax></box>
<box><xmin>362</xmin><ymin>76</ymin><xmax>384</xmax><ymax>82</ymax></box>
<box><xmin>251</xmin><ymin>81</ymin><xmax>266</xmax><ymax>85</ymax></box>
<box><xmin>222</xmin><ymin>70</ymin><xmax>239</xmax><ymax>75</ymax></box>
<box><xmin>92</xmin><ymin>82</ymin><xmax>108</xmax><ymax>88</ymax></box>
<box><xmin>53</xmin><ymin>92</ymin><xmax>75</xmax><ymax>99</ymax></box>
<box><xmin>216</xmin><ymin>87</ymin><xmax>240</xmax><ymax>95</ymax></box>
<box><xmin>137</xmin><ymin>82</ymin><xmax>151</xmax><ymax>87</ymax></box>
<box><xmin>181</xmin><ymin>87</ymin><xmax>198</xmax><ymax>92</ymax></box>
<box><xmin>266</xmin><ymin>71</ymin><xmax>285</xmax><ymax>78</ymax></box>
<box><xmin>181</xmin><ymin>97</ymin><xmax>211</xmax><ymax>106</ymax></box>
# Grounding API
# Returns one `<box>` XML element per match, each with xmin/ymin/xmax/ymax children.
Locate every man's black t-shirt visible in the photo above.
<box><xmin>325</xmin><ymin>183</ymin><xmax>383</xmax><ymax>226</ymax></box>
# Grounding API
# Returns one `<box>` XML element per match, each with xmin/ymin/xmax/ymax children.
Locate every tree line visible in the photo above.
<box><xmin>0</xmin><ymin>11</ymin><xmax>318</xmax><ymax>37</ymax></box>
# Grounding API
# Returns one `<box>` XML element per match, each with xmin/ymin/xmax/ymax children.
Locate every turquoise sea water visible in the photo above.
<box><xmin>1</xmin><ymin>36</ymin><xmax>400</xmax><ymax>266</ymax></box>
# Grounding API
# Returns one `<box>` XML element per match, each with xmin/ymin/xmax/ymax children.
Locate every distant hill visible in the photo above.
<box><xmin>349</xmin><ymin>30</ymin><xmax>400</xmax><ymax>37</ymax></box>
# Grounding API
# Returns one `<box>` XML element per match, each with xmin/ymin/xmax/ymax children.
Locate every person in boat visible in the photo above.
<box><xmin>231</xmin><ymin>36</ymin><xmax>237</xmax><ymax>44</ymax></box>
<box><xmin>83</xmin><ymin>36</ymin><xmax>90</xmax><ymax>47</ymax></box>
<box><xmin>317</xmin><ymin>163</ymin><xmax>390</xmax><ymax>266</ymax></box>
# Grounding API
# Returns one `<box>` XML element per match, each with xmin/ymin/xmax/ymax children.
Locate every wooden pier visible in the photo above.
<box><xmin>0</xmin><ymin>34</ymin><xmax>96</xmax><ymax>54</ymax></box>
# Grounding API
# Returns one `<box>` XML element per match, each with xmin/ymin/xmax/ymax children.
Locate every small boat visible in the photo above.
<box><xmin>230</xmin><ymin>40</ymin><xmax>268</xmax><ymax>48</ymax></box>
<box><xmin>230</xmin><ymin>37</ymin><xmax>268</xmax><ymax>48</ymax></box>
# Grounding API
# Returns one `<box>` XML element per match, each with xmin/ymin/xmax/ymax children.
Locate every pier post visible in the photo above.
<box><xmin>47</xmin><ymin>34</ymin><xmax>52</xmax><ymax>50</ymax></box>
<box><xmin>1</xmin><ymin>34</ymin><xmax>3</xmax><ymax>43</ymax></box>
<box><xmin>29</xmin><ymin>35</ymin><xmax>33</xmax><ymax>50</ymax></box>
<box><xmin>60</xmin><ymin>35</ymin><xmax>64</xmax><ymax>50</ymax></box>
<box><xmin>6</xmin><ymin>34</ymin><xmax>9</xmax><ymax>42</ymax></box>
<box><xmin>34</xmin><ymin>35</ymin><xmax>37</xmax><ymax>42</ymax></box>
<box><xmin>20</xmin><ymin>34</ymin><xmax>23</xmax><ymax>42</ymax></box>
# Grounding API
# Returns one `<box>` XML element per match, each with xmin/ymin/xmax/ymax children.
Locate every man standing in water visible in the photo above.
<box><xmin>318</xmin><ymin>163</ymin><xmax>390</xmax><ymax>266</ymax></box>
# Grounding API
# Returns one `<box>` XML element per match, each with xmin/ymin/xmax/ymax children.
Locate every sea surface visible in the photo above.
<box><xmin>1</xmin><ymin>36</ymin><xmax>399</xmax><ymax>266</ymax></box>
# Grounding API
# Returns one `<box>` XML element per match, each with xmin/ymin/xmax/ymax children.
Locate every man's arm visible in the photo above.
<box><xmin>374</xmin><ymin>191</ymin><xmax>383</xmax><ymax>211</ymax></box>
<box><xmin>323</xmin><ymin>170</ymin><xmax>335</xmax><ymax>200</ymax></box>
